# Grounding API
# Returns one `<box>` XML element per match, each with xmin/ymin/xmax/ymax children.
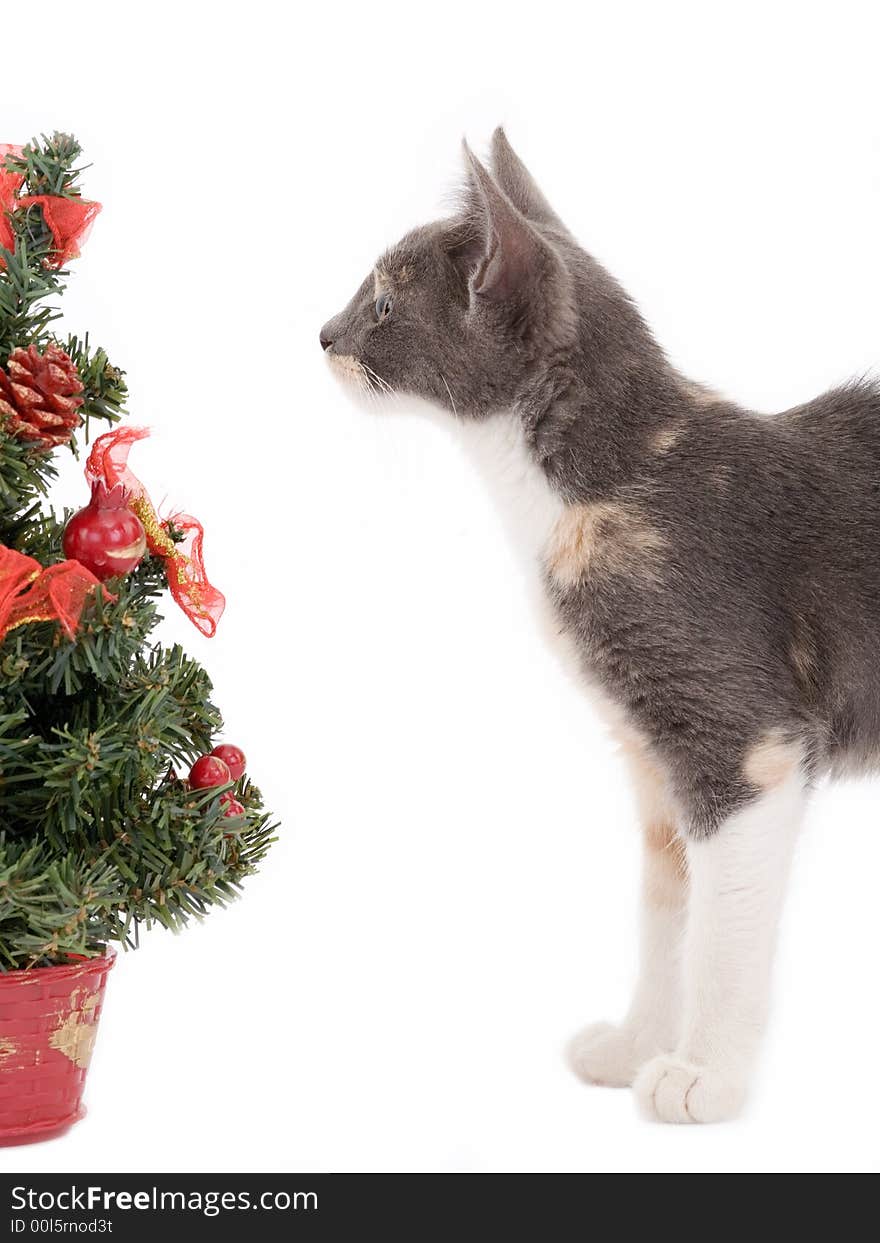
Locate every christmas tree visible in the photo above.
<box><xmin>0</xmin><ymin>134</ymin><xmax>274</xmax><ymax>971</ymax></box>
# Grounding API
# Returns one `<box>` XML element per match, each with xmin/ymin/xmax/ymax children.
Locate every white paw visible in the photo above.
<box><xmin>566</xmin><ymin>1021</ymin><xmax>662</xmax><ymax>1088</ymax></box>
<box><xmin>634</xmin><ymin>1054</ymin><xmax>747</xmax><ymax>1124</ymax></box>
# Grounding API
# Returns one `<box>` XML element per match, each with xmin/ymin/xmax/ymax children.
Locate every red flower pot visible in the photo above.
<box><xmin>0</xmin><ymin>949</ymin><xmax>115</xmax><ymax>1146</ymax></box>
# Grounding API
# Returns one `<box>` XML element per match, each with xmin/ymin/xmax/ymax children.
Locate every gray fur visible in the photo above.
<box><xmin>320</xmin><ymin>128</ymin><xmax>880</xmax><ymax>839</ymax></box>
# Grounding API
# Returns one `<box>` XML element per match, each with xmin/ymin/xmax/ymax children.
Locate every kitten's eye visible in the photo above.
<box><xmin>375</xmin><ymin>293</ymin><xmax>393</xmax><ymax>321</ymax></box>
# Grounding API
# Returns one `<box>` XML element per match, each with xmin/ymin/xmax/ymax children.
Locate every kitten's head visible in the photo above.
<box><xmin>320</xmin><ymin>129</ymin><xmax>580</xmax><ymax>417</ymax></box>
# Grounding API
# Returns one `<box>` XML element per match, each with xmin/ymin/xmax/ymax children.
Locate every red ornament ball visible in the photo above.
<box><xmin>189</xmin><ymin>754</ymin><xmax>230</xmax><ymax>789</ymax></box>
<box><xmin>62</xmin><ymin>481</ymin><xmax>147</xmax><ymax>581</ymax></box>
<box><xmin>222</xmin><ymin>796</ymin><xmax>246</xmax><ymax>819</ymax></box>
<box><xmin>211</xmin><ymin>744</ymin><xmax>247</xmax><ymax>782</ymax></box>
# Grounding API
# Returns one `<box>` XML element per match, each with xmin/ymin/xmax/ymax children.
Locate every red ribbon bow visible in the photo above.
<box><xmin>1</xmin><ymin>142</ymin><xmax>100</xmax><ymax>268</ymax></box>
<box><xmin>0</xmin><ymin>544</ymin><xmax>105</xmax><ymax>645</ymax></box>
<box><xmin>85</xmin><ymin>428</ymin><xmax>225</xmax><ymax>637</ymax></box>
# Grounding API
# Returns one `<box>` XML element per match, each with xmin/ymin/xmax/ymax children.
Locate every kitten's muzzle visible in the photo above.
<box><xmin>319</xmin><ymin>329</ymin><xmax>333</xmax><ymax>352</ymax></box>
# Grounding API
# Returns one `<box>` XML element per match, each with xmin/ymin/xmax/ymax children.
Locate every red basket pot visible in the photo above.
<box><xmin>0</xmin><ymin>949</ymin><xmax>115</xmax><ymax>1147</ymax></box>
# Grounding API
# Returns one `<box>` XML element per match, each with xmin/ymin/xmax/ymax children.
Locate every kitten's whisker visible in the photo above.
<box><xmin>359</xmin><ymin>368</ymin><xmax>385</xmax><ymax>409</ymax></box>
<box><xmin>373</xmin><ymin>370</ymin><xmax>395</xmax><ymax>395</ymax></box>
<box><xmin>362</xmin><ymin>362</ymin><xmax>395</xmax><ymax>396</ymax></box>
<box><xmin>440</xmin><ymin>373</ymin><xmax>459</xmax><ymax>417</ymax></box>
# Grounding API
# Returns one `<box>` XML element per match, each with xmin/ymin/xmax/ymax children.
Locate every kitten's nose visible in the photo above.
<box><xmin>319</xmin><ymin>330</ymin><xmax>333</xmax><ymax>352</ymax></box>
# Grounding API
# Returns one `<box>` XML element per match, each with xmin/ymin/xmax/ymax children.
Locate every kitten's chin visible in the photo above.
<box><xmin>324</xmin><ymin>352</ymin><xmax>412</xmax><ymax>416</ymax></box>
<box><xmin>325</xmin><ymin>352</ymin><xmax>367</xmax><ymax>389</ymax></box>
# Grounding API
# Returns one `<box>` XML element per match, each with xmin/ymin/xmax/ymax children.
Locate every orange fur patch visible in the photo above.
<box><xmin>743</xmin><ymin>730</ymin><xmax>802</xmax><ymax>790</ymax></box>
<box><xmin>652</xmin><ymin>424</ymin><xmax>682</xmax><ymax>453</ymax></box>
<box><xmin>374</xmin><ymin>261</ymin><xmax>412</xmax><ymax>296</ymax></box>
<box><xmin>621</xmin><ymin>741</ymin><xmax>688</xmax><ymax>907</ymax></box>
<box><xmin>546</xmin><ymin>502</ymin><xmax>666</xmax><ymax>588</ymax></box>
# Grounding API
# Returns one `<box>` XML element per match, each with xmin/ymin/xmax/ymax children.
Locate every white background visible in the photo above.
<box><xmin>3</xmin><ymin>0</ymin><xmax>880</xmax><ymax>1175</ymax></box>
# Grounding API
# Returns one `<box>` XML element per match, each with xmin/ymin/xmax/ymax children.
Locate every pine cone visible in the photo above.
<box><xmin>0</xmin><ymin>344</ymin><xmax>84</xmax><ymax>449</ymax></box>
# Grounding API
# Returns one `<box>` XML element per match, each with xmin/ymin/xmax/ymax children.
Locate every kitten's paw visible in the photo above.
<box><xmin>634</xmin><ymin>1054</ymin><xmax>747</xmax><ymax>1124</ymax></box>
<box><xmin>566</xmin><ymin>1021</ymin><xmax>659</xmax><ymax>1088</ymax></box>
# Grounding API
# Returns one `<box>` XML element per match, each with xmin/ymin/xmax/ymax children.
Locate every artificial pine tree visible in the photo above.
<box><xmin>0</xmin><ymin>135</ymin><xmax>274</xmax><ymax>972</ymax></box>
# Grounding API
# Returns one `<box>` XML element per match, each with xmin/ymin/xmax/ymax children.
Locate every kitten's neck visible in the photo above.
<box><xmin>450</xmin><ymin>357</ymin><xmax>701</xmax><ymax>573</ymax></box>
<box><xmin>515</xmin><ymin>354</ymin><xmax>687</xmax><ymax>502</ymax></box>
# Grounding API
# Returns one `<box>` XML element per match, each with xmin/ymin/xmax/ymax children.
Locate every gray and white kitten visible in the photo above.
<box><xmin>320</xmin><ymin>129</ymin><xmax>880</xmax><ymax>1123</ymax></box>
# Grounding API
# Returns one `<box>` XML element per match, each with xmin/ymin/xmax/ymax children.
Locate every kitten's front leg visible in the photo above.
<box><xmin>568</xmin><ymin>750</ymin><xmax>687</xmax><ymax>1087</ymax></box>
<box><xmin>634</xmin><ymin>758</ymin><xmax>805</xmax><ymax>1123</ymax></box>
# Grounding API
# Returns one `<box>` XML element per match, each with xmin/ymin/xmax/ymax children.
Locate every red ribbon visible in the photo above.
<box><xmin>19</xmin><ymin>195</ymin><xmax>101</xmax><ymax>268</ymax></box>
<box><xmin>1</xmin><ymin>142</ymin><xmax>100</xmax><ymax>268</ymax></box>
<box><xmin>0</xmin><ymin>144</ymin><xmax>24</xmax><ymax>257</ymax></box>
<box><xmin>85</xmin><ymin>428</ymin><xmax>225</xmax><ymax>638</ymax></box>
<box><xmin>0</xmin><ymin>544</ymin><xmax>105</xmax><ymax>644</ymax></box>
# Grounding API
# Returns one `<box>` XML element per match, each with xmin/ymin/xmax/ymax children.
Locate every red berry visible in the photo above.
<box><xmin>62</xmin><ymin>481</ymin><xmax>147</xmax><ymax>581</ymax></box>
<box><xmin>211</xmin><ymin>744</ymin><xmax>247</xmax><ymax>782</ymax></box>
<box><xmin>189</xmin><ymin>755</ymin><xmax>230</xmax><ymax>789</ymax></box>
<box><xmin>223</xmin><ymin>797</ymin><xmax>245</xmax><ymax>819</ymax></box>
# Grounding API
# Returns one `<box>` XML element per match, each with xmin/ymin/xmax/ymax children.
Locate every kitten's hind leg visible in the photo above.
<box><xmin>568</xmin><ymin>747</ymin><xmax>687</xmax><ymax>1088</ymax></box>
<box><xmin>635</xmin><ymin>746</ymin><xmax>805</xmax><ymax>1123</ymax></box>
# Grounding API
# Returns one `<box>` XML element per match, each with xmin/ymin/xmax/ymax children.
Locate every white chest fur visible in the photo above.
<box><xmin>452</xmin><ymin>412</ymin><xmax>565</xmax><ymax>575</ymax></box>
<box><xmin>450</xmin><ymin>411</ymin><xmax>595</xmax><ymax>683</ymax></box>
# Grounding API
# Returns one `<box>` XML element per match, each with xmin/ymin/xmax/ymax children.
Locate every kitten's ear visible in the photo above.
<box><xmin>490</xmin><ymin>127</ymin><xmax>567</xmax><ymax>232</ymax></box>
<box><xmin>461</xmin><ymin>140</ymin><xmax>543</xmax><ymax>301</ymax></box>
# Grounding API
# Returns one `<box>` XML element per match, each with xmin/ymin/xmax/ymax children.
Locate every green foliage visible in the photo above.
<box><xmin>0</xmin><ymin>134</ymin><xmax>275</xmax><ymax>969</ymax></box>
<box><xmin>3</xmin><ymin>133</ymin><xmax>87</xmax><ymax>199</ymax></box>
<box><xmin>63</xmin><ymin>334</ymin><xmax>129</xmax><ymax>436</ymax></box>
<box><xmin>0</xmin><ymin>229</ymin><xmax>63</xmax><ymax>365</ymax></box>
<box><xmin>0</xmin><ymin>435</ymin><xmax>57</xmax><ymax>532</ymax></box>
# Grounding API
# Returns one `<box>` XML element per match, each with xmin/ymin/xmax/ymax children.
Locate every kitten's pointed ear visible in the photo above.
<box><xmin>490</xmin><ymin>127</ymin><xmax>567</xmax><ymax>232</ymax></box>
<box><xmin>462</xmin><ymin>140</ymin><xmax>543</xmax><ymax>301</ymax></box>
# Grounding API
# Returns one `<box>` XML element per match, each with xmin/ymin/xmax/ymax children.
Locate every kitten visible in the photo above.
<box><xmin>320</xmin><ymin>129</ymin><xmax>880</xmax><ymax>1123</ymax></box>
